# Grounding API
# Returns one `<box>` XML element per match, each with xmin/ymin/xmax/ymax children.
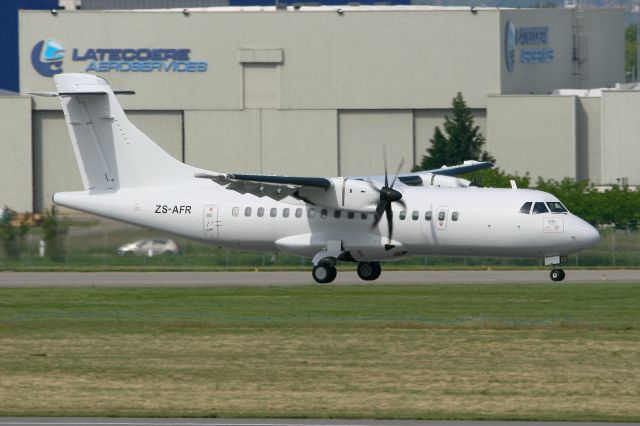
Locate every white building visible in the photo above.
<box><xmin>0</xmin><ymin>6</ymin><xmax>625</xmax><ymax>211</ymax></box>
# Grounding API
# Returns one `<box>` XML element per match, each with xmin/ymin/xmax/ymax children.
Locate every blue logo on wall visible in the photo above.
<box><xmin>504</xmin><ymin>21</ymin><xmax>516</xmax><ymax>73</ymax></box>
<box><xmin>31</xmin><ymin>39</ymin><xmax>65</xmax><ymax>77</ymax></box>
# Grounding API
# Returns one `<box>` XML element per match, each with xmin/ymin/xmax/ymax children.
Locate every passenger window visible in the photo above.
<box><xmin>399</xmin><ymin>211</ymin><xmax>406</xmax><ymax>220</ymax></box>
<box><xmin>308</xmin><ymin>207</ymin><xmax>316</xmax><ymax>218</ymax></box>
<box><xmin>347</xmin><ymin>211</ymin><xmax>355</xmax><ymax>219</ymax></box>
<box><xmin>321</xmin><ymin>209</ymin><xmax>328</xmax><ymax>219</ymax></box>
<box><xmin>532</xmin><ymin>202</ymin><xmax>549</xmax><ymax>214</ymax></box>
<box><xmin>519</xmin><ymin>202</ymin><xmax>532</xmax><ymax>214</ymax></box>
<box><xmin>257</xmin><ymin>207</ymin><xmax>264</xmax><ymax>217</ymax></box>
<box><xmin>295</xmin><ymin>208</ymin><xmax>302</xmax><ymax>218</ymax></box>
<box><xmin>425</xmin><ymin>211</ymin><xmax>432</xmax><ymax>221</ymax></box>
<box><xmin>546</xmin><ymin>202</ymin><xmax>568</xmax><ymax>213</ymax></box>
<box><xmin>270</xmin><ymin>207</ymin><xmax>277</xmax><ymax>217</ymax></box>
<box><xmin>245</xmin><ymin>207</ymin><xmax>252</xmax><ymax>217</ymax></box>
<box><xmin>361</xmin><ymin>213</ymin><xmax>368</xmax><ymax>220</ymax></box>
<box><xmin>438</xmin><ymin>211</ymin><xmax>445</xmax><ymax>221</ymax></box>
<box><xmin>452</xmin><ymin>211</ymin><xmax>459</xmax><ymax>221</ymax></box>
<box><xmin>283</xmin><ymin>208</ymin><xmax>290</xmax><ymax>218</ymax></box>
<box><xmin>412</xmin><ymin>211</ymin><xmax>419</xmax><ymax>221</ymax></box>
<box><xmin>232</xmin><ymin>207</ymin><xmax>239</xmax><ymax>217</ymax></box>
<box><xmin>334</xmin><ymin>210</ymin><xmax>341</xmax><ymax>219</ymax></box>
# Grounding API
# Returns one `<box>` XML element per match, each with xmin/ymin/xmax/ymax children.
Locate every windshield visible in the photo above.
<box><xmin>546</xmin><ymin>202</ymin><xmax>568</xmax><ymax>213</ymax></box>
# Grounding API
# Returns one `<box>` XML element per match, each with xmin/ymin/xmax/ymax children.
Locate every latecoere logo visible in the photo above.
<box><xmin>31</xmin><ymin>39</ymin><xmax>65</xmax><ymax>77</ymax></box>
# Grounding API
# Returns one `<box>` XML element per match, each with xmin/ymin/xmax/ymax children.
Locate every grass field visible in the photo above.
<box><xmin>1</xmin><ymin>283</ymin><xmax>639</xmax><ymax>420</ymax></box>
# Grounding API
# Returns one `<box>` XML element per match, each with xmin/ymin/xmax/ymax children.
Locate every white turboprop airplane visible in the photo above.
<box><xmin>33</xmin><ymin>73</ymin><xmax>600</xmax><ymax>283</ymax></box>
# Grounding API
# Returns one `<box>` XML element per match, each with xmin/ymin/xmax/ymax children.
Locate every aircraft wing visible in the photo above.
<box><xmin>195</xmin><ymin>173</ymin><xmax>331</xmax><ymax>201</ymax></box>
<box><xmin>195</xmin><ymin>160</ymin><xmax>493</xmax><ymax>201</ymax></box>
<box><xmin>396</xmin><ymin>160</ymin><xmax>493</xmax><ymax>186</ymax></box>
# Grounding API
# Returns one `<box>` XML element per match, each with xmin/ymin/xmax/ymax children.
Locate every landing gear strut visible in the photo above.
<box><xmin>312</xmin><ymin>262</ymin><xmax>337</xmax><ymax>284</ymax></box>
<box><xmin>357</xmin><ymin>262</ymin><xmax>382</xmax><ymax>281</ymax></box>
<box><xmin>550</xmin><ymin>269</ymin><xmax>565</xmax><ymax>282</ymax></box>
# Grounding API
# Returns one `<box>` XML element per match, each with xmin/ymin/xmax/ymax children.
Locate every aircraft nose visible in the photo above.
<box><xmin>574</xmin><ymin>220</ymin><xmax>600</xmax><ymax>249</ymax></box>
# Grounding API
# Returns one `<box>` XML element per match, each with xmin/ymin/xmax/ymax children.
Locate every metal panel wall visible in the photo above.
<box><xmin>601</xmin><ymin>91</ymin><xmax>640</xmax><ymax>186</ymax></box>
<box><xmin>486</xmin><ymin>95</ymin><xmax>576</xmax><ymax>181</ymax></box>
<box><xmin>0</xmin><ymin>97</ymin><xmax>33</xmax><ymax>211</ymax></box>
<box><xmin>184</xmin><ymin>109</ymin><xmax>337</xmax><ymax>175</ymax></box>
<box><xmin>338</xmin><ymin>110</ymin><xmax>412</xmax><ymax>176</ymax></box>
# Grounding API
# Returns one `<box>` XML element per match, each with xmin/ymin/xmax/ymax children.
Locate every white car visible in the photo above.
<box><xmin>117</xmin><ymin>238</ymin><xmax>180</xmax><ymax>256</ymax></box>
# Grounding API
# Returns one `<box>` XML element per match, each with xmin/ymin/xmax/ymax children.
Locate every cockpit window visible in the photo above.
<box><xmin>519</xmin><ymin>202</ymin><xmax>532</xmax><ymax>214</ymax></box>
<box><xmin>546</xmin><ymin>202</ymin><xmax>568</xmax><ymax>213</ymax></box>
<box><xmin>532</xmin><ymin>202</ymin><xmax>549</xmax><ymax>214</ymax></box>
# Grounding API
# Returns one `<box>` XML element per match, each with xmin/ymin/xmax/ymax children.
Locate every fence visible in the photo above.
<box><xmin>0</xmin><ymin>217</ymin><xmax>639</xmax><ymax>269</ymax></box>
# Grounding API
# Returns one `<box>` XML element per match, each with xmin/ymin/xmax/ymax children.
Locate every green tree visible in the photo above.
<box><xmin>414</xmin><ymin>92</ymin><xmax>495</xmax><ymax>171</ymax></box>
<box><xmin>0</xmin><ymin>207</ymin><xmax>31</xmax><ymax>261</ymax></box>
<box><xmin>467</xmin><ymin>167</ymin><xmax>531</xmax><ymax>190</ymax></box>
<box><xmin>626</xmin><ymin>24</ymin><xmax>637</xmax><ymax>79</ymax></box>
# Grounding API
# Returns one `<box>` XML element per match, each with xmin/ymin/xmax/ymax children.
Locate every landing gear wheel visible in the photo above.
<box><xmin>357</xmin><ymin>262</ymin><xmax>382</xmax><ymax>281</ymax></box>
<box><xmin>550</xmin><ymin>269</ymin><xmax>565</xmax><ymax>282</ymax></box>
<box><xmin>312</xmin><ymin>264</ymin><xmax>337</xmax><ymax>284</ymax></box>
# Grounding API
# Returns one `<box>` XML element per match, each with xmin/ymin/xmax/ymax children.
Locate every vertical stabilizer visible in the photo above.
<box><xmin>54</xmin><ymin>73</ymin><xmax>196</xmax><ymax>191</ymax></box>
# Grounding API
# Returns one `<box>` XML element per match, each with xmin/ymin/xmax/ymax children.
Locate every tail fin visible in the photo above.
<box><xmin>51</xmin><ymin>73</ymin><xmax>196</xmax><ymax>191</ymax></box>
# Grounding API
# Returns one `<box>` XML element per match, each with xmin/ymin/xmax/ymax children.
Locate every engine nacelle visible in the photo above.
<box><xmin>297</xmin><ymin>178</ymin><xmax>380</xmax><ymax>213</ymax></box>
<box><xmin>420</xmin><ymin>173</ymin><xmax>471</xmax><ymax>188</ymax></box>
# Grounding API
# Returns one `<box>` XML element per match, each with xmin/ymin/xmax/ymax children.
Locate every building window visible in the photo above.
<box><xmin>308</xmin><ymin>207</ymin><xmax>316</xmax><ymax>218</ymax></box>
<box><xmin>452</xmin><ymin>211</ymin><xmax>459</xmax><ymax>221</ymax></box>
<box><xmin>245</xmin><ymin>207</ymin><xmax>252</xmax><ymax>217</ymax></box>
<box><xmin>321</xmin><ymin>209</ymin><xmax>328</xmax><ymax>219</ymax></box>
<box><xmin>425</xmin><ymin>211</ymin><xmax>432</xmax><ymax>221</ymax></box>
<box><xmin>257</xmin><ymin>207</ymin><xmax>264</xmax><ymax>217</ymax></box>
<box><xmin>412</xmin><ymin>210</ymin><xmax>419</xmax><ymax>221</ymax></box>
<box><xmin>232</xmin><ymin>207</ymin><xmax>239</xmax><ymax>217</ymax></box>
<box><xmin>283</xmin><ymin>208</ymin><xmax>290</xmax><ymax>218</ymax></box>
<box><xmin>270</xmin><ymin>207</ymin><xmax>277</xmax><ymax>217</ymax></box>
<box><xmin>295</xmin><ymin>208</ymin><xmax>303</xmax><ymax>218</ymax></box>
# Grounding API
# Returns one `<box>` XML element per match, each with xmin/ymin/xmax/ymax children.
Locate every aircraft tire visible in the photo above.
<box><xmin>313</xmin><ymin>264</ymin><xmax>337</xmax><ymax>284</ymax></box>
<box><xmin>550</xmin><ymin>269</ymin><xmax>565</xmax><ymax>282</ymax></box>
<box><xmin>357</xmin><ymin>262</ymin><xmax>382</xmax><ymax>281</ymax></box>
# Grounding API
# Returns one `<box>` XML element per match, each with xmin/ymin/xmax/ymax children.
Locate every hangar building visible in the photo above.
<box><xmin>0</xmin><ymin>6</ymin><xmax>625</xmax><ymax>211</ymax></box>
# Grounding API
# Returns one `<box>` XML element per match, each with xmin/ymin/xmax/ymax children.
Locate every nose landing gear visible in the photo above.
<box><xmin>550</xmin><ymin>269</ymin><xmax>565</xmax><ymax>282</ymax></box>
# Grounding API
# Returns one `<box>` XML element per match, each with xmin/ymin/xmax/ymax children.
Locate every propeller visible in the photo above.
<box><xmin>369</xmin><ymin>149</ymin><xmax>406</xmax><ymax>249</ymax></box>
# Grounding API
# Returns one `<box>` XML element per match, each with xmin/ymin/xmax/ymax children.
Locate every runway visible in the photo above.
<box><xmin>0</xmin><ymin>269</ymin><xmax>638</xmax><ymax>287</ymax></box>
<box><xmin>0</xmin><ymin>420</ymin><xmax>638</xmax><ymax>426</ymax></box>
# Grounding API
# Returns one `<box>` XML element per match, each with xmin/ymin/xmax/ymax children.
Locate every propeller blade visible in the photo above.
<box><xmin>376</xmin><ymin>199</ymin><xmax>388</xmax><ymax>217</ymax></box>
<box><xmin>390</xmin><ymin>157</ymin><xmax>405</xmax><ymax>188</ymax></box>
<box><xmin>396</xmin><ymin>199</ymin><xmax>407</xmax><ymax>209</ymax></box>
<box><xmin>385</xmin><ymin>202</ymin><xmax>394</xmax><ymax>243</ymax></box>
<box><xmin>383</xmin><ymin>146</ymin><xmax>389</xmax><ymax>188</ymax></box>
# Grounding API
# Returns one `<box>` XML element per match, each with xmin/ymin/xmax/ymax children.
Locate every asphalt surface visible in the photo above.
<box><xmin>0</xmin><ymin>420</ymin><xmax>638</xmax><ymax>426</ymax></box>
<box><xmin>0</xmin><ymin>270</ymin><xmax>638</xmax><ymax>287</ymax></box>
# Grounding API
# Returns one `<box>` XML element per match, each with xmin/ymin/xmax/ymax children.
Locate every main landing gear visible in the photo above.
<box><xmin>312</xmin><ymin>262</ymin><xmax>338</xmax><ymax>284</ymax></box>
<box><xmin>550</xmin><ymin>269</ymin><xmax>566</xmax><ymax>282</ymax></box>
<box><xmin>357</xmin><ymin>262</ymin><xmax>382</xmax><ymax>281</ymax></box>
<box><xmin>311</xmin><ymin>260</ymin><xmax>382</xmax><ymax>284</ymax></box>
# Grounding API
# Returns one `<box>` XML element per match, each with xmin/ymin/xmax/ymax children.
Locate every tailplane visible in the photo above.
<box><xmin>39</xmin><ymin>73</ymin><xmax>198</xmax><ymax>191</ymax></box>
